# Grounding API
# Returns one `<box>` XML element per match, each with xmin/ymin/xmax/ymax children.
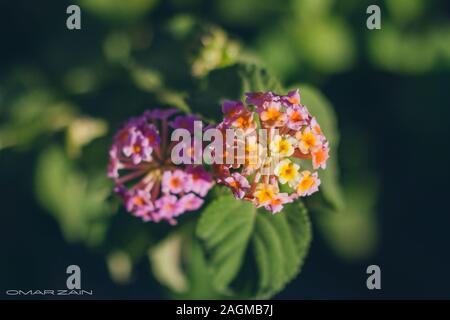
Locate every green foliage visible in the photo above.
<box><xmin>190</xmin><ymin>26</ymin><xmax>241</xmax><ymax>77</ymax></box>
<box><xmin>290</xmin><ymin>16</ymin><xmax>356</xmax><ymax>74</ymax></box>
<box><xmin>196</xmin><ymin>195</ymin><xmax>312</xmax><ymax>298</ymax></box>
<box><xmin>0</xmin><ymin>89</ymin><xmax>75</xmax><ymax>150</ymax></box>
<box><xmin>367</xmin><ymin>0</ymin><xmax>450</xmax><ymax>74</ymax></box>
<box><xmin>149</xmin><ymin>225</ymin><xmax>224</xmax><ymax>299</ymax></box>
<box><xmin>149</xmin><ymin>231</ymin><xmax>190</xmax><ymax>293</ymax></box>
<box><xmin>66</xmin><ymin>117</ymin><xmax>108</xmax><ymax>158</ymax></box>
<box><xmin>385</xmin><ymin>0</ymin><xmax>425</xmax><ymax>26</ymax></box>
<box><xmin>35</xmin><ymin>146</ymin><xmax>114</xmax><ymax>246</ymax></box>
<box><xmin>256</xmin><ymin>0</ymin><xmax>356</xmax><ymax>79</ymax></box>
<box><xmin>367</xmin><ymin>23</ymin><xmax>450</xmax><ymax>74</ymax></box>
<box><xmin>252</xmin><ymin>202</ymin><xmax>311</xmax><ymax>298</ymax></box>
<box><xmin>213</xmin><ymin>0</ymin><xmax>281</xmax><ymax>27</ymax></box>
<box><xmin>316</xmin><ymin>177</ymin><xmax>379</xmax><ymax>261</ymax></box>
<box><xmin>196</xmin><ymin>195</ymin><xmax>255</xmax><ymax>293</ymax></box>
<box><xmin>80</xmin><ymin>0</ymin><xmax>159</xmax><ymax>22</ymax></box>
<box><xmin>177</xmin><ymin>231</ymin><xmax>224</xmax><ymax>299</ymax></box>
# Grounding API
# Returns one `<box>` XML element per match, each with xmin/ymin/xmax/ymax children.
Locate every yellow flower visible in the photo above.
<box><xmin>274</xmin><ymin>159</ymin><xmax>300</xmax><ymax>186</ymax></box>
<box><xmin>295</xmin><ymin>170</ymin><xmax>320</xmax><ymax>196</ymax></box>
<box><xmin>260</xmin><ymin>102</ymin><xmax>285</xmax><ymax>127</ymax></box>
<box><xmin>270</xmin><ymin>135</ymin><xmax>296</xmax><ymax>157</ymax></box>
<box><xmin>254</xmin><ymin>183</ymin><xmax>278</xmax><ymax>205</ymax></box>
<box><xmin>232</xmin><ymin>112</ymin><xmax>256</xmax><ymax>133</ymax></box>
<box><xmin>296</xmin><ymin>128</ymin><xmax>320</xmax><ymax>154</ymax></box>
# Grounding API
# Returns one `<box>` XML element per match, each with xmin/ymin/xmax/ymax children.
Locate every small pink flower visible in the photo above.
<box><xmin>258</xmin><ymin>101</ymin><xmax>286</xmax><ymax>127</ymax></box>
<box><xmin>281</xmin><ymin>89</ymin><xmax>301</xmax><ymax>106</ymax></box>
<box><xmin>125</xmin><ymin>189</ymin><xmax>155</xmax><ymax>218</ymax></box>
<box><xmin>162</xmin><ymin>169</ymin><xmax>187</xmax><ymax>194</ymax></box>
<box><xmin>113</xmin><ymin>118</ymin><xmax>144</xmax><ymax>145</ymax></box>
<box><xmin>122</xmin><ymin>131</ymin><xmax>153</xmax><ymax>165</ymax></box>
<box><xmin>222</xmin><ymin>100</ymin><xmax>245</xmax><ymax>124</ymax></box>
<box><xmin>286</xmin><ymin>105</ymin><xmax>309</xmax><ymax>130</ymax></box>
<box><xmin>156</xmin><ymin>195</ymin><xmax>183</xmax><ymax>219</ymax></box>
<box><xmin>295</xmin><ymin>171</ymin><xmax>321</xmax><ymax>197</ymax></box>
<box><xmin>186</xmin><ymin>165</ymin><xmax>213</xmax><ymax>197</ymax></box>
<box><xmin>231</xmin><ymin>110</ymin><xmax>257</xmax><ymax>134</ymax></box>
<box><xmin>224</xmin><ymin>172</ymin><xmax>250</xmax><ymax>199</ymax></box>
<box><xmin>264</xmin><ymin>193</ymin><xmax>292</xmax><ymax>214</ymax></box>
<box><xmin>296</xmin><ymin>127</ymin><xmax>322</xmax><ymax>155</ymax></box>
<box><xmin>178</xmin><ymin>193</ymin><xmax>204</xmax><ymax>211</ymax></box>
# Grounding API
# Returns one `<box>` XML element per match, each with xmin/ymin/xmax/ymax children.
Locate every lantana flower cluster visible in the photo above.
<box><xmin>108</xmin><ymin>109</ymin><xmax>213</xmax><ymax>224</ymax></box>
<box><xmin>213</xmin><ymin>89</ymin><xmax>330</xmax><ymax>213</ymax></box>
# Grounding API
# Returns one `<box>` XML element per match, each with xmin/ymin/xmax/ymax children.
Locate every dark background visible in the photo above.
<box><xmin>1</xmin><ymin>0</ymin><xmax>450</xmax><ymax>299</ymax></box>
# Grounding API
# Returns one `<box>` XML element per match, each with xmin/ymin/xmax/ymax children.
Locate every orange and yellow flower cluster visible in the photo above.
<box><xmin>213</xmin><ymin>90</ymin><xmax>330</xmax><ymax>213</ymax></box>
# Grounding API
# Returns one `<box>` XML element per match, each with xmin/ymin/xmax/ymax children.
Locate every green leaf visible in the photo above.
<box><xmin>196</xmin><ymin>195</ymin><xmax>311</xmax><ymax>298</ymax></box>
<box><xmin>252</xmin><ymin>202</ymin><xmax>311</xmax><ymax>297</ymax></box>
<box><xmin>196</xmin><ymin>195</ymin><xmax>256</xmax><ymax>292</ymax></box>
<box><xmin>0</xmin><ymin>89</ymin><xmax>76</xmax><ymax>150</ymax></box>
<box><xmin>149</xmin><ymin>232</ymin><xmax>189</xmax><ymax>293</ymax></box>
<box><xmin>34</xmin><ymin>146</ymin><xmax>113</xmax><ymax>246</ymax></box>
<box><xmin>149</xmin><ymin>225</ymin><xmax>224</xmax><ymax>299</ymax></box>
<box><xmin>179</xmin><ymin>235</ymin><xmax>224</xmax><ymax>299</ymax></box>
<box><xmin>294</xmin><ymin>84</ymin><xmax>345</xmax><ymax>211</ymax></box>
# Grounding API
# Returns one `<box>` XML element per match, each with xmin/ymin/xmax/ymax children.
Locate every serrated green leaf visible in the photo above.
<box><xmin>197</xmin><ymin>195</ymin><xmax>311</xmax><ymax>298</ymax></box>
<box><xmin>253</xmin><ymin>202</ymin><xmax>311</xmax><ymax>297</ymax></box>
<box><xmin>295</xmin><ymin>84</ymin><xmax>345</xmax><ymax>211</ymax></box>
<box><xmin>197</xmin><ymin>195</ymin><xmax>256</xmax><ymax>292</ymax></box>
<box><xmin>253</xmin><ymin>213</ymin><xmax>285</xmax><ymax>295</ymax></box>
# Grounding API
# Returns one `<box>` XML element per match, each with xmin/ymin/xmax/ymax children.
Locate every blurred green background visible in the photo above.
<box><xmin>1</xmin><ymin>0</ymin><xmax>449</xmax><ymax>298</ymax></box>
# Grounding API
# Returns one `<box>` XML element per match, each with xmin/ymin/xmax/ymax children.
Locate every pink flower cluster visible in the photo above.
<box><xmin>213</xmin><ymin>89</ymin><xmax>330</xmax><ymax>214</ymax></box>
<box><xmin>108</xmin><ymin>109</ymin><xmax>213</xmax><ymax>224</ymax></box>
